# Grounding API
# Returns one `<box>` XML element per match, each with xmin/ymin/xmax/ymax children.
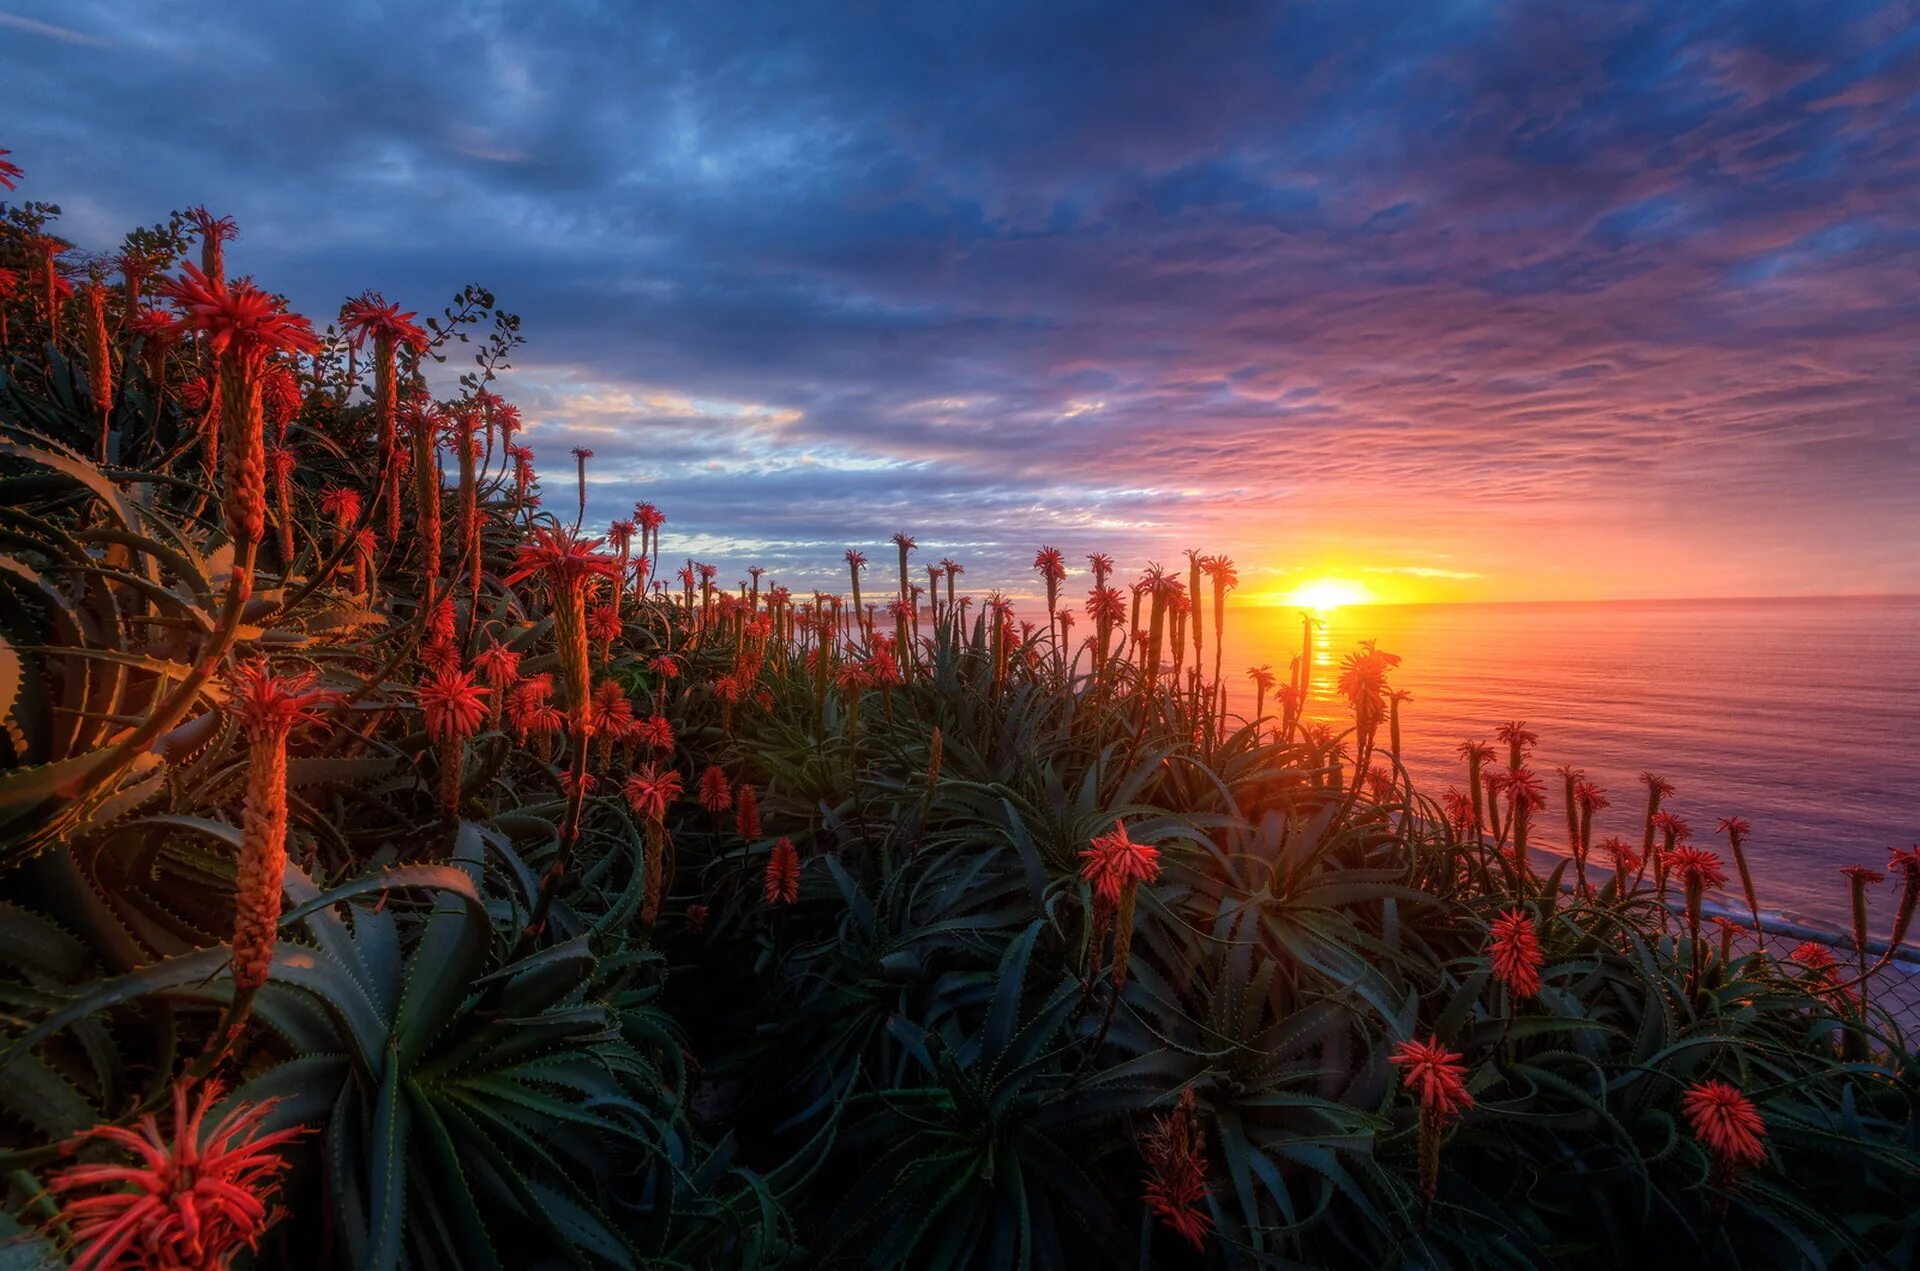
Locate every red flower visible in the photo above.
<box><xmin>624</xmin><ymin>766</ymin><xmax>682</xmax><ymax>823</ymax></box>
<box><xmin>1337</xmin><ymin>642</ymin><xmax>1401</xmax><ymax>721</ymax></box>
<box><xmin>472</xmin><ymin>643</ymin><xmax>522</xmax><ymax>689</ymax></box>
<box><xmin>124</xmin><ymin>306</ymin><xmax>183</xmax><ymax>348</ymax></box>
<box><xmin>1032</xmin><ymin>545</ymin><xmax>1067</xmax><ymax>585</ymax></box>
<box><xmin>1390</xmin><ymin>1037</ymin><xmax>1474</xmax><ymax>1122</ymax></box>
<box><xmin>1488</xmin><ymin>909</ymin><xmax>1542</xmax><ymax>998</ymax></box>
<box><xmin>262</xmin><ymin>363</ymin><xmax>303</xmax><ymax>429</ymax></box>
<box><xmin>686</xmin><ymin>903</ymin><xmax>710</xmax><ymax>933</ymax></box>
<box><xmin>339</xmin><ymin>290</ymin><xmax>428</xmax><ymax>354</ymax></box>
<box><xmin>1078</xmin><ymin>819</ymin><xmax>1161</xmax><ymax>909</ymax></box>
<box><xmin>184</xmin><ymin>206</ymin><xmax>238</xmax><ymax>247</ymax></box>
<box><xmin>503</xmin><ymin>525</ymin><xmax>619</xmax><ymax>595</ymax></box>
<box><xmin>587</xmin><ymin>603</ymin><xmax>622</xmax><ymax>643</ymax></box>
<box><xmin>1140</xmin><ymin>1089</ymin><xmax>1212</xmax><ymax>1250</ymax></box>
<box><xmin>697</xmin><ymin>764</ymin><xmax>733</xmax><ymax>813</ymax></box>
<box><xmin>1788</xmin><ymin>940</ymin><xmax>1858</xmax><ymax>1008</ymax></box>
<box><xmin>1494</xmin><ymin>766</ymin><xmax>1546</xmax><ymax>812</ymax></box>
<box><xmin>418</xmin><ymin>637</ymin><xmax>460</xmax><ymax>676</ymax></box>
<box><xmin>1084</xmin><ymin>585</ymin><xmax>1126</xmax><ymax>627</ymax></box>
<box><xmin>161</xmin><ymin>266</ymin><xmax>318</xmax><ymax>552</ymax></box>
<box><xmin>633</xmin><ymin>714</ymin><xmax>675</xmax><ymax>753</ymax></box>
<box><xmin>764</xmin><ymin>836</ymin><xmax>801</xmax><ymax>904</ymax></box>
<box><xmin>1441</xmin><ymin>787</ymin><xmax>1476</xmax><ymax>835</ymax></box>
<box><xmin>1667</xmin><ymin>846</ymin><xmax>1727</xmax><ymax>891</ymax></box>
<box><xmin>1651</xmin><ymin>810</ymin><xmax>1691</xmax><ymax>844</ymax></box>
<box><xmin>161</xmin><ymin>264</ymin><xmax>317</xmax><ymax>366</ymax></box>
<box><xmin>1494</xmin><ymin>719</ymin><xmax>1537</xmax><ymax>755</ymax></box>
<box><xmin>0</xmin><ymin>148</ymin><xmax>22</xmax><ymax>190</ymax></box>
<box><xmin>424</xmin><ymin>595</ymin><xmax>457</xmax><ymax>645</ymax></box>
<box><xmin>417</xmin><ymin>667</ymin><xmax>489</xmax><ymax>743</ymax></box>
<box><xmin>507</xmin><ymin>676</ymin><xmax>563</xmax><ymax>742</ymax></box>
<box><xmin>735</xmin><ymin>782</ymin><xmax>763</xmax><ymax>838</ymax></box>
<box><xmin>1790</xmin><ymin>940</ymin><xmax>1837</xmax><ymax>972</ymax></box>
<box><xmin>1456</xmin><ymin>739</ymin><xmax>1496</xmax><ymax>765</ymax></box>
<box><xmin>1681</xmin><ymin>1079</ymin><xmax>1767</xmax><ymax>1172</ymax></box>
<box><xmin>589</xmin><ymin>680</ymin><xmax>634</xmax><ymax>737</ymax></box>
<box><xmin>50</xmin><ymin>1080</ymin><xmax>304</xmax><ymax>1271</ymax></box>
<box><xmin>228</xmin><ymin>662</ymin><xmax>333</xmax><ymax>742</ymax></box>
<box><xmin>227</xmin><ymin>663</ymin><xmax>332</xmax><ymax>991</ymax></box>
<box><xmin>1599</xmin><ymin>836</ymin><xmax>1641</xmax><ymax>878</ymax></box>
<box><xmin>318</xmin><ymin>487</ymin><xmax>361</xmax><ymax>529</ymax></box>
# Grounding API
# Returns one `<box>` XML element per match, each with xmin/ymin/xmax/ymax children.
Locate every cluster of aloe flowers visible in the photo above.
<box><xmin>4</xmin><ymin>163</ymin><xmax>1918</xmax><ymax>1270</ymax></box>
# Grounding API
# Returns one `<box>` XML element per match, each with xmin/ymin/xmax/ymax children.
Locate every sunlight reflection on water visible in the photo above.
<box><xmin>1216</xmin><ymin>596</ymin><xmax>1920</xmax><ymax>929</ymax></box>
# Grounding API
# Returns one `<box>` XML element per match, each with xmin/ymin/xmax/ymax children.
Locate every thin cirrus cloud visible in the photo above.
<box><xmin>3</xmin><ymin>0</ymin><xmax>1917</xmax><ymax>601</ymax></box>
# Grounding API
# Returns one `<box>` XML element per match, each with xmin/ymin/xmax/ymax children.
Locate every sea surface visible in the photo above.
<box><xmin>1215</xmin><ymin>595</ymin><xmax>1920</xmax><ymax>932</ymax></box>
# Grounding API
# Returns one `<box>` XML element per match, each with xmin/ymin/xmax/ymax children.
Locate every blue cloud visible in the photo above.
<box><xmin>3</xmin><ymin>0</ymin><xmax>1918</xmax><ymax>600</ymax></box>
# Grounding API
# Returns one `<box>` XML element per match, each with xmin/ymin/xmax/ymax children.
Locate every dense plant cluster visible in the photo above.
<box><xmin>3</xmin><ymin>166</ymin><xmax>1919</xmax><ymax>1268</ymax></box>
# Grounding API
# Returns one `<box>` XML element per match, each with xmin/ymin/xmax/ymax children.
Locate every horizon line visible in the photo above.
<box><xmin>1235</xmin><ymin>590</ymin><xmax>1920</xmax><ymax>610</ymax></box>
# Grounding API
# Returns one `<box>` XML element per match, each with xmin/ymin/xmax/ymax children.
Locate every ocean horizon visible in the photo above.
<box><xmin>1218</xmin><ymin>592</ymin><xmax>1920</xmax><ymax>933</ymax></box>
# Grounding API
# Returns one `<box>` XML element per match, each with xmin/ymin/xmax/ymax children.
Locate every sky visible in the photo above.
<box><xmin>5</xmin><ymin>1</ymin><xmax>1919</xmax><ymax>605</ymax></box>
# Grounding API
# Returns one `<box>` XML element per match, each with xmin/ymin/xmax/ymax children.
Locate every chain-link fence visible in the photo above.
<box><xmin>1524</xmin><ymin>847</ymin><xmax>1920</xmax><ymax>1047</ymax></box>
<box><xmin>1718</xmin><ymin>911</ymin><xmax>1920</xmax><ymax>1046</ymax></box>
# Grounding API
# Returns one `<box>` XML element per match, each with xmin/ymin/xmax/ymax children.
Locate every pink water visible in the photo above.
<box><xmin>1215</xmin><ymin>595</ymin><xmax>1920</xmax><ymax>930</ymax></box>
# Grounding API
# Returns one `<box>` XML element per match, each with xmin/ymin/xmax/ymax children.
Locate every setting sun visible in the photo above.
<box><xmin>1284</xmin><ymin>578</ymin><xmax>1375</xmax><ymax>610</ymax></box>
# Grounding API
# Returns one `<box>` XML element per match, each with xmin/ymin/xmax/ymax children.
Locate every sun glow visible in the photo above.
<box><xmin>1284</xmin><ymin>578</ymin><xmax>1375</xmax><ymax>610</ymax></box>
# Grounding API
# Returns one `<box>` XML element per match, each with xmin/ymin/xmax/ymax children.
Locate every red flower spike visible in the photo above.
<box><xmin>339</xmin><ymin>290</ymin><xmax>428</xmax><ymax>354</ymax></box>
<box><xmin>697</xmin><ymin>764</ymin><xmax>732</xmax><ymax>813</ymax></box>
<box><xmin>735</xmin><ymin>782</ymin><xmax>763</xmax><ymax>839</ymax></box>
<box><xmin>1667</xmin><ymin>846</ymin><xmax>1727</xmax><ymax>891</ymax></box>
<box><xmin>472</xmin><ymin>643</ymin><xmax>523</xmax><ymax>689</ymax></box>
<box><xmin>417</xmin><ymin>667</ymin><xmax>489</xmax><ymax>743</ymax></box>
<box><xmin>161</xmin><ymin>264</ymin><xmax>317</xmax><ymax>366</ymax></box>
<box><xmin>1681</xmin><ymin>1079</ymin><xmax>1767</xmax><ymax>1173</ymax></box>
<box><xmin>1078</xmin><ymin>819</ymin><xmax>1161</xmax><ymax>910</ymax></box>
<box><xmin>1140</xmin><ymin>1089</ymin><xmax>1212</xmax><ymax>1250</ymax></box>
<box><xmin>623</xmin><ymin>767</ymin><xmax>683</xmax><ymax>823</ymax></box>
<box><xmin>50</xmin><ymin>1080</ymin><xmax>305</xmax><ymax>1271</ymax></box>
<box><xmin>764</xmin><ymin>837</ymin><xmax>801</xmax><ymax>904</ymax></box>
<box><xmin>503</xmin><ymin>526</ymin><xmax>619</xmax><ymax>595</ymax></box>
<box><xmin>1488</xmin><ymin>909</ymin><xmax>1543</xmax><ymax>998</ymax></box>
<box><xmin>1390</xmin><ymin>1037</ymin><xmax>1474</xmax><ymax>1123</ymax></box>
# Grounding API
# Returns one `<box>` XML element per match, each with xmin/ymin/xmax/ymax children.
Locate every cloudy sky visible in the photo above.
<box><xmin>6</xmin><ymin>1</ymin><xmax>1918</xmax><ymax>602</ymax></box>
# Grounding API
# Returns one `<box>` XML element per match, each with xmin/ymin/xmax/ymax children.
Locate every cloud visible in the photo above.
<box><xmin>0</xmin><ymin>11</ymin><xmax>108</xmax><ymax>45</ymax></box>
<box><xmin>5</xmin><ymin>0</ymin><xmax>1918</xmax><ymax>600</ymax></box>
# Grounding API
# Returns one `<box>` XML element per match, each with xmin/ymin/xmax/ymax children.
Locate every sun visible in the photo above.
<box><xmin>1284</xmin><ymin>578</ymin><xmax>1374</xmax><ymax>610</ymax></box>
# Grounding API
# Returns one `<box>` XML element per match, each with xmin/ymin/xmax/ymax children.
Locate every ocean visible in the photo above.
<box><xmin>1215</xmin><ymin>595</ymin><xmax>1920</xmax><ymax>933</ymax></box>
